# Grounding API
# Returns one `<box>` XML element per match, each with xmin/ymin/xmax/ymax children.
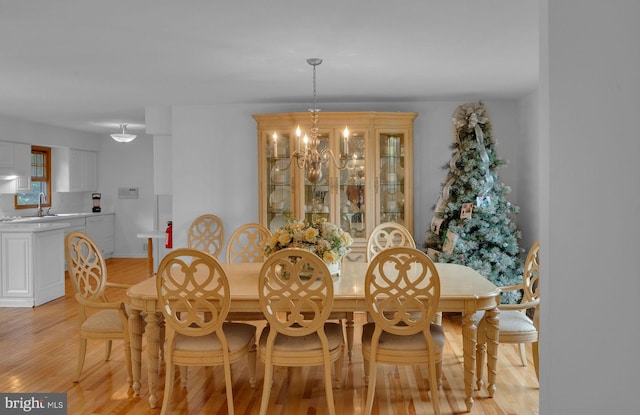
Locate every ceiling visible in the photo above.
<box><xmin>0</xmin><ymin>1</ymin><xmax>538</xmax><ymax>135</ymax></box>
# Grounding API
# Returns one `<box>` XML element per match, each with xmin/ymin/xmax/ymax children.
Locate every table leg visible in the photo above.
<box><xmin>346</xmin><ymin>312</ymin><xmax>354</xmax><ymax>361</ymax></box>
<box><xmin>462</xmin><ymin>307</ymin><xmax>479</xmax><ymax>412</ymax></box>
<box><xmin>144</xmin><ymin>311</ymin><xmax>162</xmax><ymax>408</ymax></box>
<box><xmin>484</xmin><ymin>307</ymin><xmax>500</xmax><ymax>397</ymax></box>
<box><xmin>475</xmin><ymin>318</ymin><xmax>487</xmax><ymax>391</ymax></box>
<box><xmin>146</xmin><ymin>237</ymin><xmax>154</xmax><ymax>277</ymax></box>
<box><xmin>128</xmin><ymin>309</ymin><xmax>144</xmax><ymax>396</ymax></box>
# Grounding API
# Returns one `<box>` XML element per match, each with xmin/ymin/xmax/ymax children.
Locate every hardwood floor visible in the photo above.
<box><xmin>0</xmin><ymin>258</ymin><xmax>539</xmax><ymax>414</ymax></box>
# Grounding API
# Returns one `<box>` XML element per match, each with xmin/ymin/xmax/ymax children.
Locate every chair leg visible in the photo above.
<box><xmin>428</xmin><ymin>356</ymin><xmax>441</xmax><ymax>415</ymax></box>
<box><xmin>248</xmin><ymin>344</ymin><xmax>257</xmax><ymax>388</ymax></box>
<box><xmin>179</xmin><ymin>366</ymin><xmax>188</xmax><ymax>386</ymax></box>
<box><xmin>104</xmin><ymin>340</ymin><xmax>112</xmax><ymax>361</ymax></box>
<box><xmin>258</xmin><ymin>362</ymin><xmax>274</xmax><ymax>415</ymax></box>
<box><xmin>364</xmin><ymin>359</ymin><xmax>377</xmax><ymax>415</ymax></box>
<box><xmin>223</xmin><ymin>356</ymin><xmax>235</xmax><ymax>415</ymax></box>
<box><xmin>160</xmin><ymin>361</ymin><xmax>175</xmax><ymax>415</ymax></box>
<box><xmin>74</xmin><ymin>338</ymin><xmax>88</xmax><ymax>382</ymax></box>
<box><xmin>363</xmin><ymin>356</ymin><xmax>370</xmax><ymax>385</ymax></box>
<box><xmin>436</xmin><ymin>360</ymin><xmax>443</xmax><ymax>390</ymax></box>
<box><xmin>519</xmin><ymin>343</ymin><xmax>528</xmax><ymax>366</ymax></box>
<box><xmin>323</xmin><ymin>356</ymin><xmax>337</xmax><ymax>415</ymax></box>
<box><xmin>333</xmin><ymin>345</ymin><xmax>344</xmax><ymax>389</ymax></box>
<box><xmin>532</xmin><ymin>341</ymin><xmax>539</xmax><ymax>380</ymax></box>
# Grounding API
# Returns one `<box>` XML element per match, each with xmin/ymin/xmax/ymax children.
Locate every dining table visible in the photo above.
<box><xmin>127</xmin><ymin>260</ymin><xmax>500</xmax><ymax>412</ymax></box>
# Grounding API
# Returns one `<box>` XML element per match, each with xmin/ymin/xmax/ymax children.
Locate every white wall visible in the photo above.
<box><xmin>98</xmin><ymin>133</ymin><xmax>157</xmax><ymax>257</ymax></box>
<box><xmin>516</xmin><ymin>91</ymin><xmax>540</xmax><ymax>251</ymax></box>
<box><xmin>540</xmin><ymin>1</ymin><xmax>640</xmax><ymax>413</ymax></box>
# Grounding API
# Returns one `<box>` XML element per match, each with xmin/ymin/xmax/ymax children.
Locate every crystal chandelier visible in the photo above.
<box><xmin>272</xmin><ymin>58</ymin><xmax>350</xmax><ymax>184</ymax></box>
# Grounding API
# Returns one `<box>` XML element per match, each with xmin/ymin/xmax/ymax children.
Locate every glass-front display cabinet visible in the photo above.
<box><xmin>254</xmin><ymin>111</ymin><xmax>417</xmax><ymax>261</ymax></box>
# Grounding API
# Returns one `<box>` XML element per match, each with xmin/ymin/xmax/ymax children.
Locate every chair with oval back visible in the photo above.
<box><xmin>366</xmin><ymin>221</ymin><xmax>416</xmax><ymax>262</ymax></box>
<box><xmin>225</xmin><ymin>223</ymin><xmax>272</xmax><ymax>321</ymax></box>
<box><xmin>361</xmin><ymin>246</ymin><xmax>444</xmax><ymax>415</ymax></box>
<box><xmin>156</xmin><ymin>248</ymin><xmax>257</xmax><ymax>415</ymax></box>
<box><xmin>257</xmin><ymin>248</ymin><xmax>345</xmax><ymax>415</ymax></box>
<box><xmin>64</xmin><ymin>231</ymin><xmax>133</xmax><ymax>384</ymax></box>
<box><xmin>226</xmin><ymin>223</ymin><xmax>272</xmax><ymax>264</ymax></box>
<box><xmin>187</xmin><ymin>214</ymin><xmax>225</xmax><ymax>258</ymax></box>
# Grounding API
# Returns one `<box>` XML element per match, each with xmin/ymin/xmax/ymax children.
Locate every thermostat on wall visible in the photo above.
<box><xmin>118</xmin><ymin>187</ymin><xmax>139</xmax><ymax>199</ymax></box>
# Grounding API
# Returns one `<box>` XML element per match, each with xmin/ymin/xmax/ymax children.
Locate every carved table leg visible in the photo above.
<box><xmin>128</xmin><ymin>309</ymin><xmax>144</xmax><ymax>396</ymax></box>
<box><xmin>475</xmin><ymin>317</ymin><xmax>487</xmax><ymax>391</ymax></box>
<box><xmin>462</xmin><ymin>307</ymin><xmax>478</xmax><ymax>412</ymax></box>
<box><xmin>484</xmin><ymin>307</ymin><xmax>500</xmax><ymax>397</ymax></box>
<box><xmin>346</xmin><ymin>312</ymin><xmax>354</xmax><ymax>361</ymax></box>
<box><xmin>144</xmin><ymin>311</ymin><xmax>162</xmax><ymax>408</ymax></box>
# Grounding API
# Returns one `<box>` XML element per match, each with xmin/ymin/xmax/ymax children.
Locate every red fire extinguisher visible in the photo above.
<box><xmin>165</xmin><ymin>221</ymin><xmax>173</xmax><ymax>249</ymax></box>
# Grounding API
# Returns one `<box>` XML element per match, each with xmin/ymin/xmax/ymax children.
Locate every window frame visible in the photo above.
<box><xmin>14</xmin><ymin>146</ymin><xmax>52</xmax><ymax>210</ymax></box>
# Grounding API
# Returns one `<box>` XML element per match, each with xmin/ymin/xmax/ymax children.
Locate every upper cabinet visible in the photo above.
<box><xmin>0</xmin><ymin>142</ymin><xmax>31</xmax><ymax>193</ymax></box>
<box><xmin>254</xmin><ymin>111</ymin><xmax>417</xmax><ymax>260</ymax></box>
<box><xmin>53</xmin><ymin>148</ymin><xmax>98</xmax><ymax>192</ymax></box>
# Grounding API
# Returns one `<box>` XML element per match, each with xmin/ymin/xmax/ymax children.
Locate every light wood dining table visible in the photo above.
<box><xmin>127</xmin><ymin>261</ymin><xmax>500</xmax><ymax>412</ymax></box>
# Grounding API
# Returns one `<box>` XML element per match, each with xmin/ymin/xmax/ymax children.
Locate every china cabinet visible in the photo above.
<box><xmin>254</xmin><ymin>111</ymin><xmax>417</xmax><ymax>260</ymax></box>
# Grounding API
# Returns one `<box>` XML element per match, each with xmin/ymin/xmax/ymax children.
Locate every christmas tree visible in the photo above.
<box><xmin>424</xmin><ymin>102</ymin><xmax>523</xmax><ymax>304</ymax></box>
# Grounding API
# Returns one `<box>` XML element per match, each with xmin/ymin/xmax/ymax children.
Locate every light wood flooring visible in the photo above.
<box><xmin>0</xmin><ymin>258</ymin><xmax>539</xmax><ymax>414</ymax></box>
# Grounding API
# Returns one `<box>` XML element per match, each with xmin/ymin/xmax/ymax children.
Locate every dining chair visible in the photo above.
<box><xmin>366</xmin><ymin>221</ymin><xmax>416</xmax><ymax>262</ymax></box>
<box><xmin>257</xmin><ymin>248</ymin><xmax>345</xmax><ymax>415</ymax></box>
<box><xmin>156</xmin><ymin>248</ymin><xmax>257</xmax><ymax>415</ymax></box>
<box><xmin>476</xmin><ymin>239</ymin><xmax>541</xmax><ymax>382</ymax></box>
<box><xmin>225</xmin><ymin>222</ymin><xmax>272</xmax><ymax>321</ymax></box>
<box><xmin>187</xmin><ymin>214</ymin><xmax>225</xmax><ymax>258</ymax></box>
<box><xmin>64</xmin><ymin>231</ymin><xmax>133</xmax><ymax>385</ymax></box>
<box><xmin>226</xmin><ymin>223</ymin><xmax>272</xmax><ymax>263</ymax></box>
<box><xmin>364</xmin><ymin>222</ymin><xmax>438</xmax><ymax>325</ymax></box>
<box><xmin>361</xmin><ymin>246</ymin><xmax>443</xmax><ymax>415</ymax></box>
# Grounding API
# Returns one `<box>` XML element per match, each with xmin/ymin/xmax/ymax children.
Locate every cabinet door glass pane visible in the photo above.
<box><xmin>379</xmin><ymin>133</ymin><xmax>406</xmax><ymax>226</ymax></box>
<box><xmin>267</xmin><ymin>132</ymin><xmax>291</xmax><ymax>233</ymax></box>
<box><xmin>340</xmin><ymin>132</ymin><xmax>366</xmax><ymax>238</ymax></box>
<box><xmin>303</xmin><ymin>132</ymin><xmax>330</xmax><ymax>224</ymax></box>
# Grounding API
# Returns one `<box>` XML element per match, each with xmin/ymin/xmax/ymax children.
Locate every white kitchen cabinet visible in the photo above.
<box><xmin>0</xmin><ymin>142</ymin><xmax>31</xmax><ymax>193</ymax></box>
<box><xmin>53</xmin><ymin>148</ymin><xmax>98</xmax><ymax>192</ymax></box>
<box><xmin>85</xmin><ymin>214</ymin><xmax>114</xmax><ymax>258</ymax></box>
<box><xmin>0</xmin><ymin>226</ymin><xmax>65</xmax><ymax>307</ymax></box>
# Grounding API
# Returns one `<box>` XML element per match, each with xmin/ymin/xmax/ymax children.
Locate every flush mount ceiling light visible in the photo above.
<box><xmin>111</xmin><ymin>123</ymin><xmax>136</xmax><ymax>143</ymax></box>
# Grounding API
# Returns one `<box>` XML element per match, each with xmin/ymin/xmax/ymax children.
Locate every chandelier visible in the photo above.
<box><xmin>272</xmin><ymin>58</ymin><xmax>350</xmax><ymax>184</ymax></box>
<box><xmin>111</xmin><ymin>124</ymin><xmax>137</xmax><ymax>143</ymax></box>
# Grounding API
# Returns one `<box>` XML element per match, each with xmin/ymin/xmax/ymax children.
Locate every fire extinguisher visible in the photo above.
<box><xmin>165</xmin><ymin>221</ymin><xmax>173</xmax><ymax>249</ymax></box>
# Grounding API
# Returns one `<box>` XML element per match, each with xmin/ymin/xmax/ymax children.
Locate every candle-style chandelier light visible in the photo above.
<box><xmin>272</xmin><ymin>58</ymin><xmax>350</xmax><ymax>184</ymax></box>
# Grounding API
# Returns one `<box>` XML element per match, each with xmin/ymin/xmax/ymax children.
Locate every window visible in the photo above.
<box><xmin>15</xmin><ymin>146</ymin><xmax>52</xmax><ymax>209</ymax></box>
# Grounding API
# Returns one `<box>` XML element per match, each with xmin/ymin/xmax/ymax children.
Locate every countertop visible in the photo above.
<box><xmin>0</xmin><ymin>212</ymin><xmax>114</xmax><ymax>232</ymax></box>
<box><xmin>0</xmin><ymin>221</ymin><xmax>72</xmax><ymax>232</ymax></box>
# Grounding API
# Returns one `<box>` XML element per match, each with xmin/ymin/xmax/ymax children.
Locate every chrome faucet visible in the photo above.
<box><xmin>37</xmin><ymin>192</ymin><xmax>46</xmax><ymax>217</ymax></box>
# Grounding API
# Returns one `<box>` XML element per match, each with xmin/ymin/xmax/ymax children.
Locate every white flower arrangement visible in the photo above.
<box><xmin>265</xmin><ymin>217</ymin><xmax>353</xmax><ymax>264</ymax></box>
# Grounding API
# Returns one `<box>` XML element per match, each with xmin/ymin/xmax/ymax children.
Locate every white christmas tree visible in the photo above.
<box><xmin>425</xmin><ymin>102</ymin><xmax>523</xmax><ymax>303</ymax></box>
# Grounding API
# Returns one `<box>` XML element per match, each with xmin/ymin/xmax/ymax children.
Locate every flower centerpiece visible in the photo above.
<box><xmin>264</xmin><ymin>217</ymin><xmax>353</xmax><ymax>275</ymax></box>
